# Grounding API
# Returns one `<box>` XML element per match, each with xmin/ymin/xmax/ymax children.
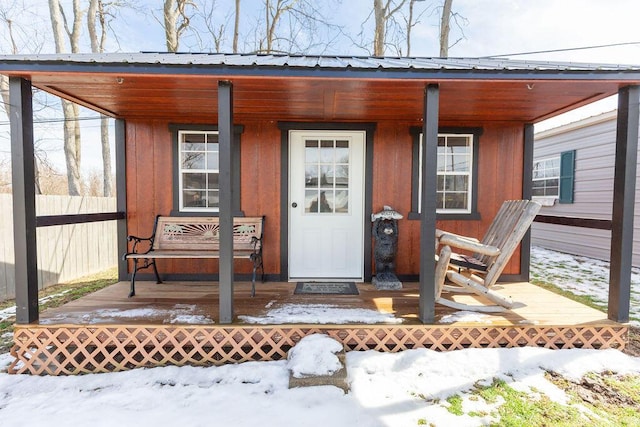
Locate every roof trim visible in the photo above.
<box><xmin>535</xmin><ymin>110</ymin><xmax>618</xmax><ymax>139</ymax></box>
<box><xmin>1</xmin><ymin>53</ymin><xmax>640</xmax><ymax>81</ymax></box>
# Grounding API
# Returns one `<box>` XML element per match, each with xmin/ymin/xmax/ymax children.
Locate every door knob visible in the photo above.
<box><xmin>292</xmin><ymin>202</ymin><xmax>298</xmax><ymax>208</ymax></box>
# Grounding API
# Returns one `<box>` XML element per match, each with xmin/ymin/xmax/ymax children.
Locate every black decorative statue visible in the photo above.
<box><xmin>372</xmin><ymin>206</ymin><xmax>403</xmax><ymax>290</ymax></box>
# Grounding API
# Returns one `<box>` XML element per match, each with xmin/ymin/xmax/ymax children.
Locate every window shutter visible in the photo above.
<box><xmin>559</xmin><ymin>150</ymin><xmax>575</xmax><ymax>203</ymax></box>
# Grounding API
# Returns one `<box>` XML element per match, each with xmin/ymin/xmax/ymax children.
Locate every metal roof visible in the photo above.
<box><xmin>1</xmin><ymin>52</ymin><xmax>639</xmax><ymax>73</ymax></box>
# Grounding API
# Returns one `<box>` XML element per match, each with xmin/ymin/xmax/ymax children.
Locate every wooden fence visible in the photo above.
<box><xmin>0</xmin><ymin>194</ymin><xmax>118</xmax><ymax>301</ymax></box>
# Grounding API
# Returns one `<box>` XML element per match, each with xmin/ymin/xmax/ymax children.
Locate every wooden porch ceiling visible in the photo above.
<box><xmin>20</xmin><ymin>71</ymin><xmax>626</xmax><ymax>123</ymax></box>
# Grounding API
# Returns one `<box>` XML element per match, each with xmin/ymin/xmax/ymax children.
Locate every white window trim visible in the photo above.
<box><xmin>418</xmin><ymin>133</ymin><xmax>474</xmax><ymax>214</ymax></box>
<box><xmin>178</xmin><ymin>130</ymin><xmax>220</xmax><ymax>212</ymax></box>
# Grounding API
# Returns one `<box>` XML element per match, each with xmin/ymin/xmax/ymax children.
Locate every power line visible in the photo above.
<box><xmin>0</xmin><ymin>116</ymin><xmax>108</xmax><ymax>126</ymax></box>
<box><xmin>480</xmin><ymin>41</ymin><xmax>640</xmax><ymax>59</ymax></box>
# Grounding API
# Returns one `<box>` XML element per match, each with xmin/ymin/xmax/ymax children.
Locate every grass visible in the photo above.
<box><xmin>445</xmin><ymin>394</ymin><xmax>464</xmax><ymax>415</ymax></box>
<box><xmin>436</xmin><ymin>271</ymin><xmax>640</xmax><ymax>425</ymax></box>
<box><xmin>437</xmin><ymin>376</ymin><xmax>640</xmax><ymax>426</ymax></box>
<box><xmin>545</xmin><ymin>372</ymin><xmax>640</xmax><ymax>426</ymax></box>
<box><xmin>473</xmin><ymin>379</ymin><xmax>590</xmax><ymax>426</ymax></box>
<box><xmin>0</xmin><ymin>267</ymin><xmax>117</xmax><ymax>353</ymax></box>
<box><xmin>36</xmin><ymin>267</ymin><xmax>118</xmax><ymax>310</ymax></box>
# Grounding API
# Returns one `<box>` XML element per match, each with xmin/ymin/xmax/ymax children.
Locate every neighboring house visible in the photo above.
<box><xmin>532</xmin><ymin>110</ymin><xmax>640</xmax><ymax>267</ymax></box>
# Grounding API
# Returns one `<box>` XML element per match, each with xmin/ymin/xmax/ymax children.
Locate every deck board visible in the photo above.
<box><xmin>38</xmin><ymin>280</ymin><xmax>614</xmax><ymax>327</ymax></box>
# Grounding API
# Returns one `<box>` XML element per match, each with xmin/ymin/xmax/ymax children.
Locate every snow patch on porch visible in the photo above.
<box><xmin>439</xmin><ymin>311</ymin><xmax>493</xmax><ymax>324</ymax></box>
<box><xmin>238</xmin><ymin>303</ymin><xmax>403</xmax><ymax>325</ymax></box>
<box><xmin>39</xmin><ymin>304</ymin><xmax>215</xmax><ymax>325</ymax></box>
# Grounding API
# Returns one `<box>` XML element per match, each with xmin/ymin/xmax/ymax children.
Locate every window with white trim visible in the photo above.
<box><xmin>532</xmin><ymin>156</ymin><xmax>560</xmax><ymax>198</ymax></box>
<box><xmin>435</xmin><ymin>133</ymin><xmax>473</xmax><ymax>212</ymax></box>
<box><xmin>411</xmin><ymin>128</ymin><xmax>481</xmax><ymax>217</ymax></box>
<box><xmin>532</xmin><ymin>150</ymin><xmax>575</xmax><ymax>204</ymax></box>
<box><xmin>179</xmin><ymin>130</ymin><xmax>221</xmax><ymax>211</ymax></box>
<box><xmin>171</xmin><ymin>125</ymin><xmax>243</xmax><ymax>214</ymax></box>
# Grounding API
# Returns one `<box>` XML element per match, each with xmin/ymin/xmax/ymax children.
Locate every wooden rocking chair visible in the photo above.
<box><xmin>434</xmin><ymin>200</ymin><xmax>542</xmax><ymax>313</ymax></box>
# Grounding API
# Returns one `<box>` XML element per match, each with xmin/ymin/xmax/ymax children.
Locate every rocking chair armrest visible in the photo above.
<box><xmin>436</xmin><ymin>229</ymin><xmax>480</xmax><ymax>243</ymax></box>
<box><xmin>437</xmin><ymin>233</ymin><xmax>501</xmax><ymax>257</ymax></box>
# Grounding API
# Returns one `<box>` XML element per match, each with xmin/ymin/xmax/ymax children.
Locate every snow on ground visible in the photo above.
<box><xmin>0</xmin><ymin>289</ymin><xmax>73</xmax><ymax>323</ymax></box>
<box><xmin>0</xmin><ymin>247</ymin><xmax>639</xmax><ymax>426</ymax></box>
<box><xmin>0</xmin><ymin>334</ymin><xmax>638</xmax><ymax>427</ymax></box>
<box><xmin>531</xmin><ymin>246</ymin><xmax>640</xmax><ymax>325</ymax></box>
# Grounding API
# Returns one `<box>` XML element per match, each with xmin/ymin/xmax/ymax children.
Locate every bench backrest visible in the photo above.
<box><xmin>152</xmin><ymin>216</ymin><xmax>264</xmax><ymax>252</ymax></box>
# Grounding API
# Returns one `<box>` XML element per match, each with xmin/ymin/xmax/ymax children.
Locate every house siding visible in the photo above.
<box><xmin>532</xmin><ymin>111</ymin><xmax>640</xmax><ymax>266</ymax></box>
<box><xmin>125</xmin><ymin>119</ymin><xmax>525</xmax><ymax>278</ymax></box>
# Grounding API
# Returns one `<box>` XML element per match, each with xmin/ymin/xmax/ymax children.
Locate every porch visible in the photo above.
<box><xmin>9</xmin><ymin>280</ymin><xmax>627</xmax><ymax>375</ymax></box>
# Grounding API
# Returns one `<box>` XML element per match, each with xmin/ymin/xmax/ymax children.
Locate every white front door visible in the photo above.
<box><xmin>289</xmin><ymin>130</ymin><xmax>365</xmax><ymax>281</ymax></box>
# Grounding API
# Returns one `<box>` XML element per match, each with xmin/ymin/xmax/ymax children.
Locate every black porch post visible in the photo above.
<box><xmin>9</xmin><ymin>77</ymin><xmax>38</xmax><ymax>324</ymax></box>
<box><xmin>609</xmin><ymin>85</ymin><xmax>640</xmax><ymax>323</ymax></box>
<box><xmin>520</xmin><ymin>124</ymin><xmax>535</xmax><ymax>281</ymax></box>
<box><xmin>218</xmin><ymin>80</ymin><xmax>235</xmax><ymax>324</ymax></box>
<box><xmin>418</xmin><ymin>84</ymin><xmax>439</xmax><ymax>323</ymax></box>
<box><xmin>115</xmin><ymin>119</ymin><xmax>128</xmax><ymax>282</ymax></box>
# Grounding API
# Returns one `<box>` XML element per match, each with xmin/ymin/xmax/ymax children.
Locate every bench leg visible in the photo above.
<box><xmin>151</xmin><ymin>259</ymin><xmax>162</xmax><ymax>284</ymax></box>
<box><xmin>129</xmin><ymin>258</ymin><xmax>162</xmax><ymax>297</ymax></box>
<box><xmin>251</xmin><ymin>266</ymin><xmax>257</xmax><ymax>298</ymax></box>
<box><xmin>250</xmin><ymin>252</ymin><xmax>264</xmax><ymax>297</ymax></box>
<box><xmin>129</xmin><ymin>259</ymin><xmax>139</xmax><ymax>297</ymax></box>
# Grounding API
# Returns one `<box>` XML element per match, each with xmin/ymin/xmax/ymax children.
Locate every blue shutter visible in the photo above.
<box><xmin>559</xmin><ymin>150</ymin><xmax>575</xmax><ymax>203</ymax></box>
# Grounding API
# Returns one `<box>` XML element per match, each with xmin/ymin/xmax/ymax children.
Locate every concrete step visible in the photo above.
<box><xmin>288</xmin><ymin>350</ymin><xmax>349</xmax><ymax>393</ymax></box>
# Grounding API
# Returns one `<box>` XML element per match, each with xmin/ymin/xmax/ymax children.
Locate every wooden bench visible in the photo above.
<box><xmin>123</xmin><ymin>216</ymin><xmax>264</xmax><ymax>298</ymax></box>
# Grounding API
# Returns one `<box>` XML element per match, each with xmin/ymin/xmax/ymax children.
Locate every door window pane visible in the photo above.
<box><xmin>306</xmin><ymin>190</ymin><xmax>332</xmax><ymax>213</ymax></box>
<box><xmin>320</xmin><ymin>165</ymin><xmax>334</xmax><ymax>188</ymax></box>
<box><xmin>334</xmin><ymin>190</ymin><xmax>349</xmax><ymax>212</ymax></box>
<box><xmin>320</xmin><ymin>140</ymin><xmax>334</xmax><ymax>162</ymax></box>
<box><xmin>304</xmin><ymin>137</ymin><xmax>350</xmax><ymax>215</ymax></box>
<box><xmin>305</xmin><ymin>165</ymin><xmax>319</xmax><ymax>188</ymax></box>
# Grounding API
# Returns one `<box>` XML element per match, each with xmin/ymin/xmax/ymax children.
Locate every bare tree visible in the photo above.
<box><xmin>0</xmin><ymin>8</ymin><xmax>18</xmax><ymax>118</ymax></box>
<box><xmin>0</xmin><ymin>0</ymin><xmax>42</xmax><ymax>117</ymax></box>
<box><xmin>88</xmin><ymin>0</ymin><xmax>113</xmax><ymax>196</ymax></box>
<box><xmin>405</xmin><ymin>0</ymin><xmax>431</xmax><ymax>56</ymax></box>
<box><xmin>373</xmin><ymin>0</ymin><xmax>407</xmax><ymax>56</ymax></box>
<box><xmin>48</xmin><ymin>0</ymin><xmax>84</xmax><ymax>195</ymax></box>
<box><xmin>1</xmin><ymin>0</ymin><xmax>49</xmax><ymax>194</ymax></box>
<box><xmin>255</xmin><ymin>0</ymin><xmax>343</xmax><ymax>54</ymax></box>
<box><xmin>193</xmin><ymin>0</ymin><xmax>227</xmax><ymax>52</ymax></box>
<box><xmin>262</xmin><ymin>0</ymin><xmax>290</xmax><ymax>53</ymax></box>
<box><xmin>439</xmin><ymin>0</ymin><xmax>452</xmax><ymax>57</ymax></box>
<box><xmin>0</xmin><ymin>157</ymin><xmax>11</xmax><ymax>193</ymax></box>
<box><xmin>233</xmin><ymin>0</ymin><xmax>240</xmax><ymax>52</ymax></box>
<box><xmin>164</xmin><ymin>0</ymin><xmax>196</xmax><ymax>52</ymax></box>
<box><xmin>437</xmin><ymin>0</ymin><xmax>466</xmax><ymax>56</ymax></box>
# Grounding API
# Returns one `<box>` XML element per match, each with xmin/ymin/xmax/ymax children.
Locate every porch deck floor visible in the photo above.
<box><xmin>11</xmin><ymin>280</ymin><xmax>626</xmax><ymax>375</ymax></box>
<box><xmin>37</xmin><ymin>280</ymin><xmax>614</xmax><ymax>327</ymax></box>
